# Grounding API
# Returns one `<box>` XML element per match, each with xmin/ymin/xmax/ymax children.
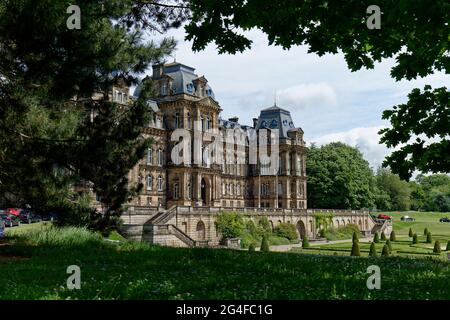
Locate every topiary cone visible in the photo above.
<box><xmin>381</xmin><ymin>244</ymin><xmax>390</xmax><ymax>256</ymax></box>
<box><xmin>351</xmin><ymin>240</ymin><xmax>360</xmax><ymax>256</ymax></box>
<box><xmin>446</xmin><ymin>240</ymin><xmax>450</xmax><ymax>251</ymax></box>
<box><xmin>426</xmin><ymin>232</ymin><xmax>432</xmax><ymax>244</ymax></box>
<box><xmin>380</xmin><ymin>231</ymin><xmax>386</xmax><ymax>241</ymax></box>
<box><xmin>260</xmin><ymin>235</ymin><xmax>270</xmax><ymax>252</ymax></box>
<box><xmin>409</xmin><ymin>228</ymin><xmax>413</xmax><ymax>237</ymax></box>
<box><xmin>373</xmin><ymin>233</ymin><xmax>380</xmax><ymax>243</ymax></box>
<box><xmin>412</xmin><ymin>233</ymin><xmax>418</xmax><ymax>244</ymax></box>
<box><xmin>369</xmin><ymin>242</ymin><xmax>378</xmax><ymax>257</ymax></box>
<box><xmin>302</xmin><ymin>235</ymin><xmax>310</xmax><ymax>248</ymax></box>
<box><xmin>424</xmin><ymin>228</ymin><xmax>428</xmax><ymax>236</ymax></box>
<box><xmin>352</xmin><ymin>231</ymin><xmax>359</xmax><ymax>243</ymax></box>
<box><xmin>390</xmin><ymin>230</ymin><xmax>396</xmax><ymax>241</ymax></box>
<box><xmin>386</xmin><ymin>239</ymin><xmax>392</xmax><ymax>253</ymax></box>
<box><xmin>434</xmin><ymin>240</ymin><xmax>441</xmax><ymax>254</ymax></box>
<box><xmin>248</xmin><ymin>243</ymin><xmax>256</xmax><ymax>252</ymax></box>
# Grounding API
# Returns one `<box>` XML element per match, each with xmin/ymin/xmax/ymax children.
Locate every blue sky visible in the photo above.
<box><xmin>148</xmin><ymin>28</ymin><xmax>448</xmax><ymax>171</ymax></box>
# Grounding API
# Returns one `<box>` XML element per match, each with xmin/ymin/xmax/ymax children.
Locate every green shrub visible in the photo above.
<box><xmin>248</xmin><ymin>243</ymin><xmax>256</xmax><ymax>252</ymax></box>
<box><xmin>433</xmin><ymin>241</ymin><xmax>441</xmax><ymax>254</ymax></box>
<box><xmin>258</xmin><ymin>217</ymin><xmax>272</xmax><ymax>234</ymax></box>
<box><xmin>412</xmin><ymin>233</ymin><xmax>418</xmax><ymax>244</ymax></box>
<box><xmin>302</xmin><ymin>235</ymin><xmax>309</xmax><ymax>248</ymax></box>
<box><xmin>245</xmin><ymin>220</ymin><xmax>261</xmax><ymax>238</ymax></box>
<box><xmin>424</xmin><ymin>228</ymin><xmax>428</xmax><ymax>236</ymax></box>
<box><xmin>324</xmin><ymin>224</ymin><xmax>359</xmax><ymax>241</ymax></box>
<box><xmin>408</xmin><ymin>228</ymin><xmax>413</xmax><ymax>237</ymax></box>
<box><xmin>274</xmin><ymin>222</ymin><xmax>297</xmax><ymax>241</ymax></box>
<box><xmin>386</xmin><ymin>239</ymin><xmax>392</xmax><ymax>253</ymax></box>
<box><xmin>390</xmin><ymin>231</ymin><xmax>396</xmax><ymax>241</ymax></box>
<box><xmin>380</xmin><ymin>232</ymin><xmax>386</xmax><ymax>241</ymax></box>
<box><xmin>373</xmin><ymin>233</ymin><xmax>380</xmax><ymax>243</ymax></box>
<box><xmin>426</xmin><ymin>232</ymin><xmax>432</xmax><ymax>244</ymax></box>
<box><xmin>260</xmin><ymin>235</ymin><xmax>270</xmax><ymax>252</ymax></box>
<box><xmin>447</xmin><ymin>240</ymin><xmax>450</xmax><ymax>251</ymax></box>
<box><xmin>369</xmin><ymin>242</ymin><xmax>377</xmax><ymax>257</ymax></box>
<box><xmin>352</xmin><ymin>231</ymin><xmax>359</xmax><ymax>243</ymax></box>
<box><xmin>215</xmin><ymin>212</ymin><xmax>245</xmax><ymax>239</ymax></box>
<box><xmin>381</xmin><ymin>244</ymin><xmax>390</xmax><ymax>256</ymax></box>
<box><xmin>17</xmin><ymin>226</ymin><xmax>103</xmax><ymax>247</ymax></box>
<box><xmin>350</xmin><ymin>241</ymin><xmax>360</xmax><ymax>256</ymax></box>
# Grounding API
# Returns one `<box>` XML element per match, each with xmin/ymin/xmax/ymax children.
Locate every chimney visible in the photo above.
<box><xmin>152</xmin><ymin>63</ymin><xmax>164</xmax><ymax>79</ymax></box>
<box><xmin>253</xmin><ymin>118</ymin><xmax>258</xmax><ymax>128</ymax></box>
<box><xmin>228</xmin><ymin>116</ymin><xmax>239</xmax><ymax>123</ymax></box>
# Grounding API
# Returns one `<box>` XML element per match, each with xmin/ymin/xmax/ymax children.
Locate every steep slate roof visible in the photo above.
<box><xmin>255</xmin><ymin>105</ymin><xmax>297</xmax><ymax>138</ymax></box>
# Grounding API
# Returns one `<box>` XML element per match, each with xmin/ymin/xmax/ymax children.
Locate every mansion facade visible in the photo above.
<box><xmin>126</xmin><ymin>62</ymin><xmax>307</xmax><ymax>210</ymax></box>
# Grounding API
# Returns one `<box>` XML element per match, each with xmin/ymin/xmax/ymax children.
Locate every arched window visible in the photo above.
<box><xmin>146</xmin><ymin>175</ymin><xmax>152</xmax><ymax>191</ymax></box>
<box><xmin>157</xmin><ymin>175</ymin><xmax>163</xmax><ymax>191</ymax></box>
<box><xmin>147</xmin><ymin>148</ymin><xmax>152</xmax><ymax>165</ymax></box>
<box><xmin>158</xmin><ymin>149</ymin><xmax>164</xmax><ymax>166</ymax></box>
<box><xmin>196</xmin><ymin>221</ymin><xmax>206</xmax><ymax>240</ymax></box>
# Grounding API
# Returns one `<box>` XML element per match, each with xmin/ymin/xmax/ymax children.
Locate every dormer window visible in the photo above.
<box><xmin>186</xmin><ymin>83</ymin><xmax>194</xmax><ymax>93</ymax></box>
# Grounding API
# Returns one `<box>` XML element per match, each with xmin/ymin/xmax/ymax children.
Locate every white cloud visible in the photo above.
<box><xmin>310</xmin><ymin>126</ymin><xmax>389</xmax><ymax>170</ymax></box>
<box><xmin>277</xmin><ymin>83</ymin><xmax>338</xmax><ymax>109</ymax></box>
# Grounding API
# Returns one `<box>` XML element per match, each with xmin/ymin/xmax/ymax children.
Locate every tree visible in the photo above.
<box><xmin>260</xmin><ymin>235</ymin><xmax>270</xmax><ymax>252</ymax></box>
<box><xmin>446</xmin><ymin>240</ymin><xmax>450</xmax><ymax>251</ymax></box>
<box><xmin>302</xmin><ymin>235</ymin><xmax>309</xmax><ymax>248</ymax></box>
<box><xmin>380</xmin><ymin>87</ymin><xmax>450</xmax><ymax>180</ymax></box>
<box><xmin>390</xmin><ymin>231</ymin><xmax>396</xmax><ymax>241</ymax></box>
<box><xmin>248</xmin><ymin>243</ymin><xmax>256</xmax><ymax>252</ymax></box>
<box><xmin>412</xmin><ymin>234</ymin><xmax>418</xmax><ymax>244</ymax></box>
<box><xmin>373</xmin><ymin>233</ymin><xmax>380</xmax><ymax>243</ymax></box>
<box><xmin>426</xmin><ymin>232</ymin><xmax>433</xmax><ymax>244</ymax></box>
<box><xmin>385</xmin><ymin>239</ymin><xmax>392</xmax><ymax>253</ymax></box>
<box><xmin>306</xmin><ymin>143</ymin><xmax>375</xmax><ymax>209</ymax></box>
<box><xmin>380</xmin><ymin>232</ymin><xmax>386</xmax><ymax>241</ymax></box>
<box><xmin>352</xmin><ymin>231</ymin><xmax>359</xmax><ymax>243</ymax></box>
<box><xmin>409</xmin><ymin>228</ymin><xmax>413</xmax><ymax>238</ymax></box>
<box><xmin>215</xmin><ymin>212</ymin><xmax>245</xmax><ymax>239</ymax></box>
<box><xmin>274</xmin><ymin>223</ymin><xmax>297</xmax><ymax>241</ymax></box>
<box><xmin>0</xmin><ymin>0</ymin><xmax>181</xmax><ymax>231</ymax></box>
<box><xmin>369</xmin><ymin>242</ymin><xmax>378</xmax><ymax>257</ymax></box>
<box><xmin>424</xmin><ymin>228</ymin><xmax>429</xmax><ymax>236</ymax></box>
<box><xmin>434</xmin><ymin>241</ymin><xmax>441</xmax><ymax>254</ymax></box>
<box><xmin>351</xmin><ymin>241</ymin><xmax>360</xmax><ymax>257</ymax></box>
<box><xmin>375</xmin><ymin>168</ymin><xmax>411</xmax><ymax>211</ymax></box>
<box><xmin>381</xmin><ymin>245</ymin><xmax>390</xmax><ymax>257</ymax></box>
<box><xmin>184</xmin><ymin>1</ymin><xmax>449</xmax><ymax>179</ymax></box>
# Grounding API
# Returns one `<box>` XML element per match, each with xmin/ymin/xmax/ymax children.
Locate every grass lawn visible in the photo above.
<box><xmin>293</xmin><ymin>211</ymin><xmax>450</xmax><ymax>258</ymax></box>
<box><xmin>1</xmin><ymin>222</ymin><xmax>450</xmax><ymax>299</ymax></box>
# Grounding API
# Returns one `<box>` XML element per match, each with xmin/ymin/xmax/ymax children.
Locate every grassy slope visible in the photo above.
<box><xmin>1</xmin><ymin>223</ymin><xmax>450</xmax><ymax>299</ymax></box>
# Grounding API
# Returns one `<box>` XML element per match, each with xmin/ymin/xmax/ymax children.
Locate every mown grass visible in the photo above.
<box><xmin>294</xmin><ymin>211</ymin><xmax>450</xmax><ymax>259</ymax></box>
<box><xmin>2</xmin><ymin>223</ymin><xmax>450</xmax><ymax>299</ymax></box>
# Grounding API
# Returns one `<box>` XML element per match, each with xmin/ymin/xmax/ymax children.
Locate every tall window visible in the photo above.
<box><xmin>237</xmin><ymin>184</ymin><xmax>241</xmax><ymax>196</ymax></box>
<box><xmin>222</xmin><ymin>183</ymin><xmax>226</xmax><ymax>195</ymax></box>
<box><xmin>146</xmin><ymin>175</ymin><xmax>152</xmax><ymax>191</ymax></box>
<box><xmin>157</xmin><ymin>175</ymin><xmax>163</xmax><ymax>191</ymax></box>
<box><xmin>147</xmin><ymin>148</ymin><xmax>152</xmax><ymax>165</ymax></box>
<box><xmin>187</xmin><ymin>182</ymin><xmax>192</xmax><ymax>199</ymax></box>
<box><xmin>200</xmin><ymin>116</ymin><xmax>205</xmax><ymax>132</ymax></box>
<box><xmin>175</xmin><ymin>113</ymin><xmax>180</xmax><ymax>128</ymax></box>
<box><xmin>173</xmin><ymin>182</ymin><xmax>179</xmax><ymax>199</ymax></box>
<box><xmin>187</xmin><ymin>113</ymin><xmax>191</xmax><ymax>129</ymax></box>
<box><xmin>161</xmin><ymin>82</ymin><xmax>168</xmax><ymax>95</ymax></box>
<box><xmin>278</xmin><ymin>183</ymin><xmax>283</xmax><ymax>194</ymax></box>
<box><xmin>158</xmin><ymin>149</ymin><xmax>164</xmax><ymax>166</ymax></box>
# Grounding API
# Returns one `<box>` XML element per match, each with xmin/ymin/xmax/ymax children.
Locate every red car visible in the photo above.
<box><xmin>377</xmin><ymin>214</ymin><xmax>392</xmax><ymax>220</ymax></box>
<box><xmin>5</xmin><ymin>208</ymin><xmax>21</xmax><ymax>216</ymax></box>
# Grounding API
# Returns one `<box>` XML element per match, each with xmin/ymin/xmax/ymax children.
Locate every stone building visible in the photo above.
<box><xmin>127</xmin><ymin>61</ymin><xmax>307</xmax><ymax>210</ymax></box>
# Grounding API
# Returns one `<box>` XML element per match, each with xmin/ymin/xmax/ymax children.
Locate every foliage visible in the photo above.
<box><xmin>215</xmin><ymin>212</ymin><xmax>245</xmax><ymax>239</ymax></box>
<box><xmin>447</xmin><ymin>240</ymin><xmax>450</xmax><ymax>251</ymax></box>
<box><xmin>260</xmin><ymin>235</ymin><xmax>270</xmax><ymax>252</ymax></box>
<box><xmin>352</xmin><ymin>231</ymin><xmax>359</xmax><ymax>243</ymax></box>
<box><xmin>373</xmin><ymin>233</ymin><xmax>380</xmax><ymax>243</ymax></box>
<box><xmin>434</xmin><ymin>241</ymin><xmax>441</xmax><ymax>254</ymax></box>
<box><xmin>381</xmin><ymin>245</ymin><xmax>390</xmax><ymax>256</ymax></box>
<box><xmin>409</xmin><ymin>228</ymin><xmax>413</xmax><ymax>238</ymax></box>
<box><xmin>302</xmin><ymin>235</ymin><xmax>309</xmax><ymax>248</ymax></box>
<box><xmin>369</xmin><ymin>242</ymin><xmax>377</xmax><ymax>257</ymax></box>
<box><xmin>0</xmin><ymin>0</ymin><xmax>180</xmax><ymax>231</ymax></box>
<box><xmin>390</xmin><ymin>231</ymin><xmax>396</xmax><ymax>241</ymax></box>
<box><xmin>380</xmin><ymin>86</ymin><xmax>450</xmax><ymax>179</ymax></box>
<box><xmin>374</xmin><ymin>168</ymin><xmax>411</xmax><ymax>211</ymax></box>
<box><xmin>412</xmin><ymin>234</ymin><xmax>418</xmax><ymax>244</ymax></box>
<box><xmin>424</xmin><ymin>228</ymin><xmax>429</xmax><ymax>236</ymax></box>
<box><xmin>350</xmin><ymin>241</ymin><xmax>360</xmax><ymax>257</ymax></box>
<box><xmin>426</xmin><ymin>232</ymin><xmax>433</xmax><ymax>244</ymax></box>
<box><xmin>386</xmin><ymin>240</ymin><xmax>392</xmax><ymax>253</ymax></box>
<box><xmin>248</xmin><ymin>243</ymin><xmax>256</xmax><ymax>252</ymax></box>
<box><xmin>380</xmin><ymin>232</ymin><xmax>386</xmax><ymax>241</ymax></box>
<box><xmin>274</xmin><ymin>223</ymin><xmax>297</xmax><ymax>241</ymax></box>
<box><xmin>323</xmin><ymin>224</ymin><xmax>360</xmax><ymax>241</ymax></box>
<box><xmin>258</xmin><ymin>217</ymin><xmax>272</xmax><ymax>235</ymax></box>
<box><xmin>307</xmin><ymin>143</ymin><xmax>375</xmax><ymax>209</ymax></box>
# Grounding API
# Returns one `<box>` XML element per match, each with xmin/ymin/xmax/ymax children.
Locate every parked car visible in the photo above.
<box><xmin>19</xmin><ymin>210</ymin><xmax>42</xmax><ymax>224</ymax></box>
<box><xmin>377</xmin><ymin>214</ymin><xmax>392</xmax><ymax>220</ymax></box>
<box><xmin>5</xmin><ymin>208</ymin><xmax>21</xmax><ymax>216</ymax></box>
<box><xmin>0</xmin><ymin>220</ymin><xmax>4</xmax><ymax>238</ymax></box>
<box><xmin>401</xmin><ymin>216</ymin><xmax>416</xmax><ymax>222</ymax></box>
<box><xmin>0</xmin><ymin>213</ymin><xmax>21</xmax><ymax>227</ymax></box>
<box><xmin>439</xmin><ymin>217</ymin><xmax>450</xmax><ymax>223</ymax></box>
